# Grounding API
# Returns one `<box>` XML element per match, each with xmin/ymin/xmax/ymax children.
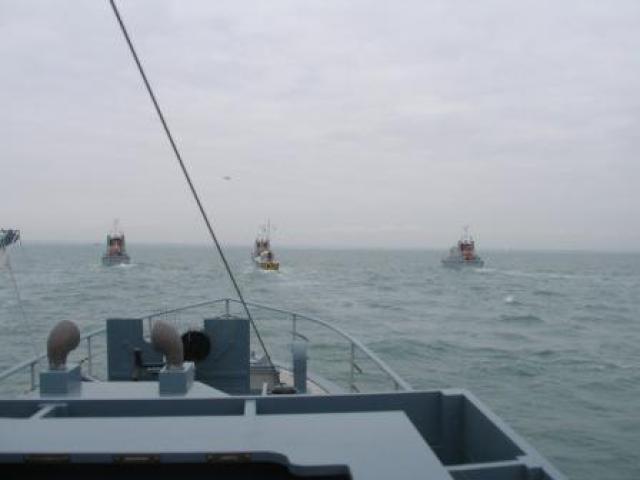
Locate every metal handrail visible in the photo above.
<box><xmin>144</xmin><ymin>298</ymin><xmax>412</xmax><ymax>392</ymax></box>
<box><xmin>239</xmin><ymin>299</ymin><xmax>411</xmax><ymax>391</ymax></box>
<box><xmin>0</xmin><ymin>298</ymin><xmax>411</xmax><ymax>393</ymax></box>
<box><xmin>0</xmin><ymin>327</ymin><xmax>106</xmax><ymax>388</ymax></box>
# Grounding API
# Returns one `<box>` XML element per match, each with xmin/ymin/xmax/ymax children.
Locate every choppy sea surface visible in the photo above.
<box><xmin>1</xmin><ymin>244</ymin><xmax>639</xmax><ymax>479</ymax></box>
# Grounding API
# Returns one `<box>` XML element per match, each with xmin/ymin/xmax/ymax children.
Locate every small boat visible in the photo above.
<box><xmin>252</xmin><ymin>221</ymin><xmax>279</xmax><ymax>271</ymax></box>
<box><xmin>442</xmin><ymin>226</ymin><xmax>484</xmax><ymax>268</ymax></box>
<box><xmin>101</xmin><ymin>220</ymin><xmax>130</xmax><ymax>266</ymax></box>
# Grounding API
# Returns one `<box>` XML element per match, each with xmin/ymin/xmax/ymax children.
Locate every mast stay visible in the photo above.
<box><xmin>108</xmin><ymin>0</ymin><xmax>273</xmax><ymax>367</ymax></box>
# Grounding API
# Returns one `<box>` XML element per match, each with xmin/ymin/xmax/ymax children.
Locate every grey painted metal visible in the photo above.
<box><xmin>278</xmin><ymin>361</ymin><xmax>344</xmax><ymax>395</ymax></box>
<box><xmin>2</xmin><ymin>409</ymin><xmax>444</xmax><ymax>478</ymax></box>
<box><xmin>231</xmin><ymin>299</ymin><xmax>413</xmax><ymax>391</ymax></box>
<box><xmin>29</xmin><ymin>379</ymin><xmax>228</xmax><ymax>401</ymax></box>
<box><xmin>0</xmin><ymin>302</ymin><xmax>564</xmax><ymax>478</ymax></box>
<box><xmin>0</xmin><ymin>390</ymin><xmax>564</xmax><ymax>479</ymax></box>
<box><xmin>86</xmin><ymin>336</ymin><xmax>93</xmax><ymax>377</ymax></box>
<box><xmin>0</xmin><ymin>327</ymin><xmax>105</xmax><ymax>387</ymax></box>
<box><xmin>158</xmin><ymin>362</ymin><xmax>195</xmax><ymax>395</ymax></box>
<box><xmin>29</xmin><ymin>363</ymin><xmax>36</xmax><ymax>392</ymax></box>
<box><xmin>39</xmin><ymin>364</ymin><xmax>82</xmax><ymax>395</ymax></box>
<box><xmin>349</xmin><ymin>342</ymin><xmax>356</xmax><ymax>392</ymax></box>
<box><xmin>291</xmin><ymin>341</ymin><xmax>307</xmax><ymax>394</ymax></box>
<box><xmin>104</xmin><ymin>317</ymin><xmax>252</xmax><ymax>394</ymax></box>
<box><xmin>143</xmin><ymin>298</ymin><xmax>412</xmax><ymax>392</ymax></box>
<box><xmin>107</xmin><ymin>318</ymin><xmax>162</xmax><ymax>381</ymax></box>
<box><xmin>197</xmin><ymin>317</ymin><xmax>250</xmax><ymax>394</ymax></box>
<box><xmin>0</xmin><ymin>298</ymin><xmax>410</xmax><ymax>393</ymax></box>
<box><xmin>291</xmin><ymin>313</ymin><xmax>297</xmax><ymax>342</ymax></box>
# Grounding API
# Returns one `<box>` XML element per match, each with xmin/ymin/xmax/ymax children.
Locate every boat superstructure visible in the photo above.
<box><xmin>253</xmin><ymin>221</ymin><xmax>280</xmax><ymax>271</ymax></box>
<box><xmin>0</xmin><ymin>298</ymin><xmax>564</xmax><ymax>480</ymax></box>
<box><xmin>101</xmin><ymin>220</ymin><xmax>130</xmax><ymax>266</ymax></box>
<box><xmin>442</xmin><ymin>227</ymin><xmax>484</xmax><ymax>268</ymax></box>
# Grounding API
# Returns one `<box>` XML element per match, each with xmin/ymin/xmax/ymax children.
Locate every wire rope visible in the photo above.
<box><xmin>108</xmin><ymin>0</ymin><xmax>273</xmax><ymax>367</ymax></box>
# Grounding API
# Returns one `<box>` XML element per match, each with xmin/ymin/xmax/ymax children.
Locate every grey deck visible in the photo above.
<box><xmin>0</xmin><ymin>313</ymin><xmax>564</xmax><ymax>479</ymax></box>
<box><xmin>0</xmin><ymin>389</ymin><xmax>564</xmax><ymax>479</ymax></box>
<box><xmin>1</xmin><ymin>409</ymin><xmax>448</xmax><ymax>479</ymax></box>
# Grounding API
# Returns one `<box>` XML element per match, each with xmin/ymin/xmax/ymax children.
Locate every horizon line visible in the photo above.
<box><xmin>13</xmin><ymin>240</ymin><xmax>640</xmax><ymax>255</ymax></box>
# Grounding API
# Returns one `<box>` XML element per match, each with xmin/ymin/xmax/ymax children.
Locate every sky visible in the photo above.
<box><xmin>1</xmin><ymin>0</ymin><xmax>639</xmax><ymax>250</ymax></box>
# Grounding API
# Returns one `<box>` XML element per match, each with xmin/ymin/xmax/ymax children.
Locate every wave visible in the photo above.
<box><xmin>364</xmin><ymin>301</ymin><xmax>405</xmax><ymax>312</ymax></box>
<box><xmin>469</xmin><ymin>285</ymin><xmax>491</xmax><ymax>292</ymax></box>
<box><xmin>582</xmin><ymin>303</ymin><xmax>631</xmax><ymax>314</ymax></box>
<box><xmin>368</xmin><ymin>337</ymin><xmax>455</xmax><ymax>356</ymax></box>
<box><xmin>494</xmin><ymin>331</ymin><xmax>530</xmax><ymax>342</ymax></box>
<box><xmin>493</xmin><ymin>362</ymin><xmax>544</xmax><ymax>378</ymax></box>
<box><xmin>116</xmin><ymin>263</ymin><xmax>136</xmax><ymax>269</ymax></box>
<box><xmin>471</xmin><ymin>267</ymin><xmax>497</xmax><ymax>275</ymax></box>
<box><xmin>483</xmin><ymin>268</ymin><xmax>592</xmax><ymax>281</ymax></box>
<box><xmin>499</xmin><ymin>314</ymin><xmax>544</xmax><ymax>325</ymax></box>
<box><xmin>531</xmin><ymin>348</ymin><xmax>556</xmax><ymax>357</ymax></box>
<box><xmin>533</xmin><ymin>289</ymin><xmax>563</xmax><ymax>297</ymax></box>
<box><xmin>503</xmin><ymin>295</ymin><xmax>524</xmax><ymax>306</ymax></box>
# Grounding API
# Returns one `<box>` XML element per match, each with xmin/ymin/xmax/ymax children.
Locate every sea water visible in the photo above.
<box><xmin>1</xmin><ymin>244</ymin><xmax>639</xmax><ymax>479</ymax></box>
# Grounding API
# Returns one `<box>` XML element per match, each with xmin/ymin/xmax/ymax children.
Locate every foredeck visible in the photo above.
<box><xmin>0</xmin><ymin>299</ymin><xmax>564</xmax><ymax>479</ymax></box>
<box><xmin>0</xmin><ymin>390</ymin><xmax>563</xmax><ymax>479</ymax></box>
<box><xmin>0</xmin><ymin>298</ymin><xmax>410</xmax><ymax>396</ymax></box>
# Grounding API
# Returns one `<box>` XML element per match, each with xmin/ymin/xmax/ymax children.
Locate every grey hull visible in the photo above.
<box><xmin>441</xmin><ymin>257</ymin><xmax>484</xmax><ymax>268</ymax></box>
<box><xmin>101</xmin><ymin>254</ymin><xmax>130</xmax><ymax>266</ymax></box>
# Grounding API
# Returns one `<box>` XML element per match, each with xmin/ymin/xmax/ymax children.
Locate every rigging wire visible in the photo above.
<box><xmin>108</xmin><ymin>0</ymin><xmax>273</xmax><ymax>368</ymax></box>
<box><xmin>1</xmin><ymin>247</ymin><xmax>39</xmax><ymax>360</ymax></box>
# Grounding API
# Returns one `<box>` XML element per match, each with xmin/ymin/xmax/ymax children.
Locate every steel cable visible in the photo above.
<box><xmin>108</xmin><ymin>0</ymin><xmax>273</xmax><ymax>368</ymax></box>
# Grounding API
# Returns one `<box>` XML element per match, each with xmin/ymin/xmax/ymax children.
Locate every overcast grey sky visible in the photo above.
<box><xmin>1</xmin><ymin>0</ymin><xmax>639</xmax><ymax>250</ymax></box>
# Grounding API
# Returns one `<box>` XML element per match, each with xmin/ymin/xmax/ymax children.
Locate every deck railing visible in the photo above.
<box><xmin>0</xmin><ymin>298</ymin><xmax>411</xmax><ymax>394</ymax></box>
<box><xmin>0</xmin><ymin>327</ymin><xmax>106</xmax><ymax>394</ymax></box>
